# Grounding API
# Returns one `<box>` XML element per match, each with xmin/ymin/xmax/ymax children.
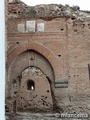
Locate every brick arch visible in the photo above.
<box><xmin>7</xmin><ymin>42</ymin><xmax>59</xmax><ymax>79</ymax></box>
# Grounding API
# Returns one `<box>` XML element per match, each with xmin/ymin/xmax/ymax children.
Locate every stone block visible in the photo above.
<box><xmin>37</xmin><ymin>23</ymin><xmax>44</xmax><ymax>32</ymax></box>
<box><xmin>55</xmin><ymin>84</ymin><xmax>68</xmax><ymax>88</ymax></box>
<box><xmin>18</xmin><ymin>24</ymin><xmax>25</xmax><ymax>33</ymax></box>
<box><xmin>55</xmin><ymin>79</ymin><xmax>68</xmax><ymax>84</ymax></box>
<box><xmin>26</xmin><ymin>21</ymin><xmax>35</xmax><ymax>32</ymax></box>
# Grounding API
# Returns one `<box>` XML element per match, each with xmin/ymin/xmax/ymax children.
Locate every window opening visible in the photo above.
<box><xmin>27</xmin><ymin>80</ymin><xmax>35</xmax><ymax>90</ymax></box>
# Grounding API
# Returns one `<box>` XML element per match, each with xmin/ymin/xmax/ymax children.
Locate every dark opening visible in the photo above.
<box><xmin>58</xmin><ymin>54</ymin><xmax>61</xmax><ymax>57</ymax></box>
<box><xmin>88</xmin><ymin>64</ymin><xmax>90</xmax><ymax>79</ymax></box>
<box><xmin>74</xmin><ymin>29</ymin><xmax>77</xmax><ymax>32</ymax></box>
<box><xmin>61</xmin><ymin>28</ymin><xmax>64</xmax><ymax>31</ymax></box>
<box><xmin>47</xmin><ymin>90</ymin><xmax>49</xmax><ymax>93</ymax></box>
<box><xmin>27</xmin><ymin>80</ymin><xmax>35</xmax><ymax>90</ymax></box>
<box><xmin>71</xmin><ymin>17</ymin><xmax>76</xmax><ymax>20</ymax></box>
<box><xmin>18</xmin><ymin>11</ymin><xmax>21</xmax><ymax>14</ymax></box>
<box><xmin>16</xmin><ymin>42</ymin><xmax>19</xmax><ymax>44</ymax></box>
<box><xmin>13</xmin><ymin>11</ymin><xmax>17</xmax><ymax>14</ymax></box>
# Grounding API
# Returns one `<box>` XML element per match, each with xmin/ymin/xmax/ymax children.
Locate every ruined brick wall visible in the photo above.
<box><xmin>6</xmin><ymin>0</ymin><xmax>90</xmax><ymax>114</ymax></box>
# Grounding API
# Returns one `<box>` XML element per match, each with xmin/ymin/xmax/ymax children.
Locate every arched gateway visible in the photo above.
<box><xmin>7</xmin><ymin>43</ymin><xmax>59</xmax><ymax>112</ymax></box>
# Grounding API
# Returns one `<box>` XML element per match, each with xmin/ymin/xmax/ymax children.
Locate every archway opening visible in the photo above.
<box><xmin>8</xmin><ymin>50</ymin><xmax>56</xmax><ymax>112</ymax></box>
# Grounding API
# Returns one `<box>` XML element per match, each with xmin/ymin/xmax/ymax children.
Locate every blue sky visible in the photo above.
<box><xmin>21</xmin><ymin>0</ymin><xmax>90</xmax><ymax>10</ymax></box>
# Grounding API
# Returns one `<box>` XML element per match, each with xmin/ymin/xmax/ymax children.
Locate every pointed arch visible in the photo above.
<box><xmin>7</xmin><ymin>42</ymin><xmax>59</xmax><ymax>79</ymax></box>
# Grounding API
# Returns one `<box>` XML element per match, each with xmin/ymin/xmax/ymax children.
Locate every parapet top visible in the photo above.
<box><xmin>8</xmin><ymin>0</ymin><xmax>90</xmax><ymax>20</ymax></box>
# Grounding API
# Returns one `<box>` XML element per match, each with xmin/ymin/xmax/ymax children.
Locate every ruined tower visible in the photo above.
<box><xmin>6</xmin><ymin>0</ymin><xmax>90</xmax><ymax>117</ymax></box>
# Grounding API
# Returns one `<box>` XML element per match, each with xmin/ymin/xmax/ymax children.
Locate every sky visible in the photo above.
<box><xmin>0</xmin><ymin>0</ymin><xmax>5</xmax><ymax>120</ymax></box>
<box><xmin>21</xmin><ymin>0</ymin><xmax>90</xmax><ymax>11</ymax></box>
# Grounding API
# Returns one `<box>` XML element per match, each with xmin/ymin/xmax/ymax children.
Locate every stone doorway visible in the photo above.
<box><xmin>7</xmin><ymin>50</ymin><xmax>55</xmax><ymax>112</ymax></box>
<box><xmin>16</xmin><ymin>67</ymin><xmax>53</xmax><ymax>112</ymax></box>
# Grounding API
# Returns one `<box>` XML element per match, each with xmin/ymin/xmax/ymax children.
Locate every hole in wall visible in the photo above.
<box><xmin>41</xmin><ymin>96</ymin><xmax>44</xmax><ymax>97</ymax></box>
<box><xmin>13</xmin><ymin>11</ymin><xmax>17</xmax><ymax>14</ymax></box>
<box><xmin>14</xmin><ymin>92</ymin><xmax>17</xmax><ymax>94</ymax></box>
<box><xmin>18</xmin><ymin>11</ymin><xmax>21</xmax><ymax>14</ymax></box>
<box><xmin>30</xmin><ymin>58</ymin><xmax>34</xmax><ymax>60</ymax></box>
<box><xmin>46</xmin><ymin>104</ymin><xmax>48</xmax><ymax>106</ymax></box>
<box><xmin>88</xmin><ymin>23</ymin><xmax>90</xmax><ymax>26</ymax></box>
<box><xmin>43</xmin><ymin>103</ymin><xmax>45</xmax><ymax>105</ymax></box>
<box><xmin>47</xmin><ymin>90</ymin><xmax>49</xmax><ymax>93</ymax></box>
<box><xmin>61</xmin><ymin>28</ymin><xmax>64</xmax><ymax>31</ymax></box>
<box><xmin>58</xmin><ymin>55</ymin><xmax>61</xmax><ymax>57</ymax></box>
<box><xmin>74</xmin><ymin>29</ymin><xmax>77</xmax><ymax>32</ymax></box>
<box><xmin>71</xmin><ymin>17</ymin><xmax>76</xmax><ymax>20</ymax></box>
<box><xmin>82</xmin><ymin>24</ymin><xmax>85</xmax><ymax>28</ymax></box>
<box><xmin>16</xmin><ymin>42</ymin><xmax>19</xmax><ymax>44</ymax></box>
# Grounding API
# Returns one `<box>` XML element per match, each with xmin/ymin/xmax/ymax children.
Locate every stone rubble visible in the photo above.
<box><xmin>8</xmin><ymin>0</ymin><xmax>90</xmax><ymax>20</ymax></box>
